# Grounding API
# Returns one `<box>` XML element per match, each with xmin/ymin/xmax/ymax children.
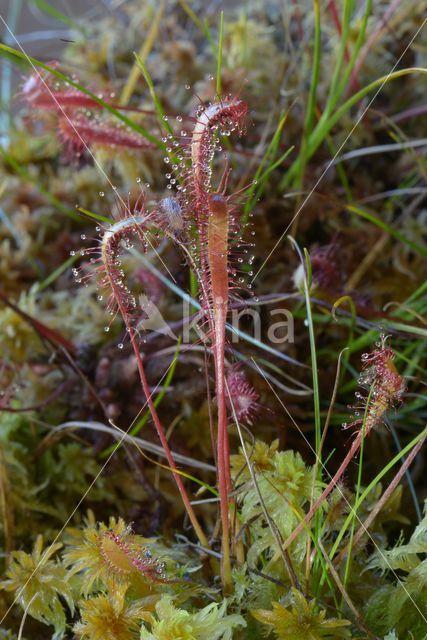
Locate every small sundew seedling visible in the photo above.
<box><xmin>226</xmin><ymin>364</ymin><xmax>260</xmax><ymax>424</ymax></box>
<box><xmin>101</xmin><ymin>529</ymin><xmax>167</xmax><ymax>583</ymax></box>
<box><xmin>64</xmin><ymin>518</ymin><xmax>168</xmax><ymax>595</ymax></box>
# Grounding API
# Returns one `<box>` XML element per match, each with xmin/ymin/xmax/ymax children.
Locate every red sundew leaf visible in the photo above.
<box><xmin>57</xmin><ymin>114</ymin><xmax>156</xmax><ymax>153</ymax></box>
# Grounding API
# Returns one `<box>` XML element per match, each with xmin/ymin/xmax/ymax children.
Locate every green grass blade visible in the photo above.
<box><xmin>30</xmin><ymin>0</ymin><xmax>82</xmax><ymax>30</ymax></box>
<box><xmin>334</xmin><ymin>0</ymin><xmax>372</xmax><ymax>101</ymax></box>
<box><xmin>293</xmin><ymin>0</ymin><xmax>322</xmax><ymax>191</ymax></box>
<box><xmin>243</xmin><ymin>145</ymin><xmax>294</xmax><ymax>223</ymax></box>
<box><xmin>133</xmin><ymin>53</ymin><xmax>174</xmax><ymax>137</ymax></box>
<box><xmin>77</xmin><ymin>207</ymin><xmax>113</xmax><ymax>225</ymax></box>
<box><xmin>243</xmin><ymin>111</ymin><xmax>291</xmax><ymax>222</ymax></box>
<box><xmin>304</xmin><ymin>0</ymin><xmax>321</xmax><ymax>137</ymax></box>
<box><xmin>346</xmin><ymin>204</ymin><xmax>427</xmax><ymax>258</ymax></box>
<box><xmin>290</xmin><ymin>240</ymin><xmax>323</xmax><ymax>589</ymax></box>
<box><xmin>37</xmin><ymin>254</ymin><xmax>80</xmax><ymax>292</ymax></box>
<box><xmin>216</xmin><ymin>11</ymin><xmax>224</xmax><ymax>96</ymax></box>
<box><xmin>324</xmin><ymin>0</ymin><xmax>352</xmax><ymax>114</ymax></box>
<box><xmin>281</xmin><ymin>66</ymin><xmax>427</xmax><ymax>188</ymax></box>
<box><xmin>342</xmin><ymin>386</ymin><xmax>373</xmax><ymax>597</ymax></box>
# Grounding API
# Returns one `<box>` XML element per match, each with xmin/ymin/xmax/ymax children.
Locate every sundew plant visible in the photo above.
<box><xmin>0</xmin><ymin>1</ymin><xmax>426</xmax><ymax>639</ymax></box>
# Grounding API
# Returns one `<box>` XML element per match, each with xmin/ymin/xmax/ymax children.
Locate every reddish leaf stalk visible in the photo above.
<box><xmin>100</xmin><ymin>209</ymin><xmax>208</xmax><ymax>549</ymax></box>
<box><xmin>207</xmin><ymin>194</ymin><xmax>232</xmax><ymax>587</ymax></box>
<box><xmin>282</xmin><ymin>339</ymin><xmax>405</xmax><ymax>552</ymax></box>
<box><xmin>334</xmin><ymin>433</ymin><xmax>426</xmax><ymax>564</ymax></box>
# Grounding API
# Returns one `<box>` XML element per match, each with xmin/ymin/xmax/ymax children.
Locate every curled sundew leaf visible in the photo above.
<box><xmin>252</xmin><ymin>588</ymin><xmax>351</xmax><ymax>639</ymax></box>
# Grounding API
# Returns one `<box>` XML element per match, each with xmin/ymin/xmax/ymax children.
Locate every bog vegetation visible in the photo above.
<box><xmin>0</xmin><ymin>1</ymin><xmax>426</xmax><ymax>639</ymax></box>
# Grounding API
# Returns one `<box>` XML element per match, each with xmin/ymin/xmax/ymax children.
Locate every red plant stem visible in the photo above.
<box><xmin>282</xmin><ymin>431</ymin><xmax>363</xmax><ymax>551</ymax></box>
<box><xmin>214</xmin><ymin>312</ymin><xmax>232</xmax><ymax>588</ymax></box>
<box><xmin>283</xmin><ymin>343</ymin><xmax>405</xmax><ymax>553</ymax></box>
<box><xmin>101</xmin><ymin>217</ymin><xmax>208</xmax><ymax>549</ymax></box>
<box><xmin>186</xmin><ymin>99</ymin><xmax>248</xmax><ymax>591</ymax></box>
<box><xmin>334</xmin><ymin>434</ymin><xmax>426</xmax><ymax>564</ymax></box>
<box><xmin>207</xmin><ymin>194</ymin><xmax>232</xmax><ymax>590</ymax></box>
<box><xmin>119</xmin><ymin>300</ymin><xmax>208</xmax><ymax>548</ymax></box>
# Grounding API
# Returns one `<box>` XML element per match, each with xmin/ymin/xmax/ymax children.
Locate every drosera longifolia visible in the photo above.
<box><xmin>172</xmin><ymin>96</ymin><xmax>252</xmax><ymax>591</ymax></box>
<box><xmin>144</xmin><ymin>94</ymin><xmax>252</xmax><ymax>590</ymax></box>
<box><xmin>72</xmin><ymin>95</ymin><xmax>254</xmax><ymax>591</ymax></box>
<box><xmin>20</xmin><ymin>64</ymin><xmax>106</xmax><ymax>111</ymax></box>
<box><xmin>14</xmin><ymin>55</ymin><xmax>162</xmax><ymax>150</ymax></box>
<box><xmin>20</xmin><ymin>64</ymin><xmax>169</xmax><ymax>117</ymax></box>
<box><xmin>20</xmin><ymin>69</ymin><xmax>156</xmax><ymax>157</ymax></box>
<box><xmin>100</xmin><ymin>528</ymin><xmax>168</xmax><ymax>585</ymax></box>
<box><xmin>76</xmin><ymin>189</ymin><xmax>209</xmax><ymax>550</ymax></box>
